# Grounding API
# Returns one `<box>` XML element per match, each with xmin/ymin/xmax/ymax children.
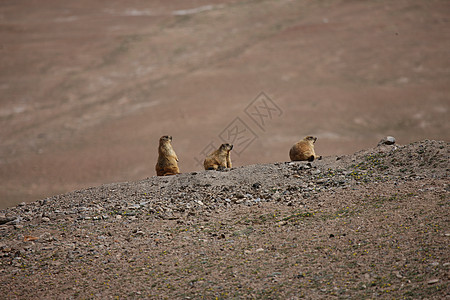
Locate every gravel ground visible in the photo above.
<box><xmin>0</xmin><ymin>140</ymin><xmax>448</xmax><ymax>299</ymax></box>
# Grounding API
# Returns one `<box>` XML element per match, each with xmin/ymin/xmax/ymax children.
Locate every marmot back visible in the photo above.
<box><xmin>289</xmin><ymin>136</ymin><xmax>321</xmax><ymax>162</ymax></box>
<box><xmin>204</xmin><ymin>143</ymin><xmax>233</xmax><ymax>170</ymax></box>
<box><xmin>155</xmin><ymin>135</ymin><xmax>180</xmax><ymax>176</ymax></box>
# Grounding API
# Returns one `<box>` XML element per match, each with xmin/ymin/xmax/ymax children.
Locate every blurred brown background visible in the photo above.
<box><xmin>1</xmin><ymin>0</ymin><xmax>449</xmax><ymax>209</ymax></box>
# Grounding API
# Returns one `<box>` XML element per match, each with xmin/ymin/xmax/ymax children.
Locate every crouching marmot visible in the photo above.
<box><xmin>289</xmin><ymin>136</ymin><xmax>322</xmax><ymax>162</ymax></box>
<box><xmin>155</xmin><ymin>135</ymin><xmax>180</xmax><ymax>176</ymax></box>
<box><xmin>204</xmin><ymin>143</ymin><xmax>233</xmax><ymax>170</ymax></box>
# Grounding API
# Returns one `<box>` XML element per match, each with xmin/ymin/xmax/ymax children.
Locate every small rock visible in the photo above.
<box><xmin>0</xmin><ymin>216</ymin><xmax>20</xmax><ymax>225</ymax></box>
<box><xmin>252</xmin><ymin>183</ymin><xmax>261</xmax><ymax>189</ymax></box>
<box><xmin>127</xmin><ymin>204</ymin><xmax>141</xmax><ymax>210</ymax></box>
<box><xmin>255</xmin><ymin>248</ymin><xmax>264</xmax><ymax>253</ymax></box>
<box><xmin>427</xmin><ymin>279</ymin><xmax>439</xmax><ymax>285</ymax></box>
<box><xmin>41</xmin><ymin>217</ymin><xmax>50</xmax><ymax>222</ymax></box>
<box><xmin>378</xmin><ymin>136</ymin><xmax>396</xmax><ymax>146</ymax></box>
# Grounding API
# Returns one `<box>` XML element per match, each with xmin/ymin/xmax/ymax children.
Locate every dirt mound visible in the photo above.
<box><xmin>0</xmin><ymin>140</ymin><xmax>448</xmax><ymax>299</ymax></box>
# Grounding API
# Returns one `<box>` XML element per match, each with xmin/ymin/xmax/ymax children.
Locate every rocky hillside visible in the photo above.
<box><xmin>0</xmin><ymin>140</ymin><xmax>448</xmax><ymax>299</ymax></box>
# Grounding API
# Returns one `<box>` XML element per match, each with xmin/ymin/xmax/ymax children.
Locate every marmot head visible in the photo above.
<box><xmin>220</xmin><ymin>143</ymin><xmax>233</xmax><ymax>152</ymax></box>
<box><xmin>159</xmin><ymin>135</ymin><xmax>173</xmax><ymax>144</ymax></box>
<box><xmin>304</xmin><ymin>136</ymin><xmax>317</xmax><ymax>143</ymax></box>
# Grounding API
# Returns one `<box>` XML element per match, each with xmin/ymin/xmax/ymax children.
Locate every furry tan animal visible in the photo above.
<box><xmin>204</xmin><ymin>143</ymin><xmax>233</xmax><ymax>170</ymax></box>
<box><xmin>155</xmin><ymin>135</ymin><xmax>180</xmax><ymax>176</ymax></box>
<box><xmin>289</xmin><ymin>136</ymin><xmax>321</xmax><ymax>162</ymax></box>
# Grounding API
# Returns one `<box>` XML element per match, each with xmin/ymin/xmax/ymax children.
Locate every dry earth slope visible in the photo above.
<box><xmin>0</xmin><ymin>139</ymin><xmax>449</xmax><ymax>299</ymax></box>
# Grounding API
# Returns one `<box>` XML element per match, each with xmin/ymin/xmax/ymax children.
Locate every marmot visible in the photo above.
<box><xmin>204</xmin><ymin>143</ymin><xmax>233</xmax><ymax>170</ymax></box>
<box><xmin>155</xmin><ymin>135</ymin><xmax>180</xmax><ymax>176</ymax></box>
<box><xmin>289</xmin><ymin>136</ymin><xmax>322</xmax><ymax>162</ymax></box>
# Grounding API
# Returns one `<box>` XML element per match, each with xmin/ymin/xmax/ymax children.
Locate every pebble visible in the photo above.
<box><xmin>378</xmin><ymin>136</ymin><xmax>396</xmax><ymax>146</ymax></box>
<box><xmin>41</xmin><ymin>217</ymin><xmax>50</xmax><ymax>222</ymax></box>
<box><xmin>427</xmin><ymin>279</ymin><xmax>439</xmax><ymax>285</ymax></box>
<box><xmin>127</xmin><ymin>204</ymin><xmax>141</xmax><ymax>210</ymax></box>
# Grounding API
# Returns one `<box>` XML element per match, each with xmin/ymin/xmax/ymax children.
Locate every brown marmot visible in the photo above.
<box><xmin>204</xmin><ymin>143</ymin><xmax>233</xmax><ymax>170</ymax></box>
<box><xmin>155</xmin><ymin>135</ymin><xmax>180</xmax><ymax>176</ymax></box>
<box><xmin>289</xmin><ymin>136</ymin><xmax>321</xmax><ymax>162</ymax></box>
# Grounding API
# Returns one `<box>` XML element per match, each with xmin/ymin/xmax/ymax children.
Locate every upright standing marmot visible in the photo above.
<box><xmin>289</xmin><ymin>136</ymin><xmax>321</xmax><ymax>162</ymax></box>
<box><xmin>204</xmin><ymin>143</ymin><xmax>233</xmax><ymax>170</ymax></box>
<box><xmin>155</xmin><ymin>135</ymin><xmax>180</xmax><ymax>176</ymax></box>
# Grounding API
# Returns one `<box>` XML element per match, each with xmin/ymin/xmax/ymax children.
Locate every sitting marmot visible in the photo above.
<box><xmin>204</xmin><ymin>143</ymin><xmax>233</xmax><ymax>170</ymax></box>
<box><xmin>155</xmin><ymin>135</ymin><xmax>180</xmax><ymax>176</ymax></box>
<box><xmin>289</xmin><ymin>136</ymin><xmax>322</xmax><ymax>162</ymax></box>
